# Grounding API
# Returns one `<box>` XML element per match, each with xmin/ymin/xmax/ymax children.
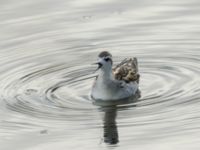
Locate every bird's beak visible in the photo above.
<box><xmin>92</xmin><ymin>62</ymin><xmax>103</xmax><ymax>73</ymax></box>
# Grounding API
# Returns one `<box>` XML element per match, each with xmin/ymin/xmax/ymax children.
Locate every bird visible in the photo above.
<box><xmin>90</xmin><ymin>51</ymin><xmax>140</xmax><ymax>101</ymax></box>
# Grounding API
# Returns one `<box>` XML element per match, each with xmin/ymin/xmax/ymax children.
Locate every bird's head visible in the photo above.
<box><xmin>94</xmin><ymin>51</ymin><xmax>113</xmax><ymax>73</ymax></box>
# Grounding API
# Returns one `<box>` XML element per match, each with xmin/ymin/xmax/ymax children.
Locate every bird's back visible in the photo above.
<box><xmin>113</xmin><ymin>58</ymin><xmax>140</xmax><ymax>83</ymax></box>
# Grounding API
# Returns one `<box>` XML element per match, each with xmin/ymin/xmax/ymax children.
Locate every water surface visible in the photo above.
<box><xmin>1</xmin><ymin>0</ymin><xmax>200</xmax><ymax>149</ymax></box>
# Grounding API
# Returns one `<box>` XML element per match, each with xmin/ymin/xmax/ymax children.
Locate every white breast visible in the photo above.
<box><xmin>91</xmin><ymin>78</ymin><xmax>138</xmax><ymax>101</ymax></box>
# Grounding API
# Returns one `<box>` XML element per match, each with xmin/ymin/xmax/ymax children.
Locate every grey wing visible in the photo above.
<box><xmin>113</xmin><ymin>58</ymin><xmax>140</xmax><ymax>83</ymax></box>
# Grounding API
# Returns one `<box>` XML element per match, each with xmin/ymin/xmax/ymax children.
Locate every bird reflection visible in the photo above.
<box><xmin>103</xmin><ymin>106</ymin><xmax>118</xmax><ymax>144</ymax></box>
<box><xmin>93</xmin><ymin>95</ymin><xmax>139</xmax><ymax>145</ymax></box>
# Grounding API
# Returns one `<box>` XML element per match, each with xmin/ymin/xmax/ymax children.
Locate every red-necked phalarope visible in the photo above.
<box><xmin>91</xmin><ymin>51</ymin><xmax>140</xmax><ymax>101</ymax></box>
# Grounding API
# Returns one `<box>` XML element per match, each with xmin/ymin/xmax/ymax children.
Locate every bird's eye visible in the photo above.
<box><xmin>104</xmin><ymin>57</ymin><xmax>110</xmax><ymax>62</ymax></box>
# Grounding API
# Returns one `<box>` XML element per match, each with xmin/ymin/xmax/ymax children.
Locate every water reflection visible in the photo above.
<box><xmin>94</xmin><ymin>95</ymin><xmax>139</xmax><ymax>145</ymax></box>
<box><xmin>102</xmin><ymin>106</ymin><xmax>119</xmax><ymax>144</ymax></box>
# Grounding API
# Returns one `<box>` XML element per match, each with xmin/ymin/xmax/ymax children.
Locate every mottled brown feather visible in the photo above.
<box><xmin>113</xmin><ymin>58</ymin><xmax>140</xmax><ymax>83</ymax></box>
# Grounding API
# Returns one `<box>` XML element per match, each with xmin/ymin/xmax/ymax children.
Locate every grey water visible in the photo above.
<box><xmin>1</xmin><ymin>0</ymin><xmax>200</xmax><ymax>149</ymax></box>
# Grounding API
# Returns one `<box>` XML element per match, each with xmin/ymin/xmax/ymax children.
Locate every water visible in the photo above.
<box><xmin>1</xmin><ymin>0</ymin><xmax>200</xmax><ymax>149</ymax></box>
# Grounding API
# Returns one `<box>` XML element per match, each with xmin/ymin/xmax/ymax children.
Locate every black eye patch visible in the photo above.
<box><xmin>104</xmin><ymin>57</ymin><xmax>110</xmax><ymax>62</ymax></box>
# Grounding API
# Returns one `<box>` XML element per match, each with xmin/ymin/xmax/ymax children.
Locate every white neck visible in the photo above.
<box><xmin>98</xmin><ymin>69</ymin><xmax>113</xmax><ymax>81</ymax></box>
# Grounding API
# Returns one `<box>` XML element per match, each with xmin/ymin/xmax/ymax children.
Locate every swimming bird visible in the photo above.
<box><xmin>91</xmin><ymin>51</ymin><xmax>140</xmax><ymax>100</ymax></box>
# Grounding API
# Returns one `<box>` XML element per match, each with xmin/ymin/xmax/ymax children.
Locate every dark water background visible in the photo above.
<box><xmin>1</xmin><ymin>0</ymin><xmax>200</xmax><ymax>149</ymax></box>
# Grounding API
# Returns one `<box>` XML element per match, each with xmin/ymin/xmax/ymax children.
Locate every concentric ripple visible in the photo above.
<box><xmin>1</xmin><ymin>0</ymin><xmax>200</xmax><ymax>149</ymax></box>
<box><xmin>1</xmin><ymin>53</ymin><xmax>96</xmax><ymax>121</ymax></box>
<box><xmin>138</xmin><ymin>51</ymin><xmax>200</xmax><ymax>107</ymax></box>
